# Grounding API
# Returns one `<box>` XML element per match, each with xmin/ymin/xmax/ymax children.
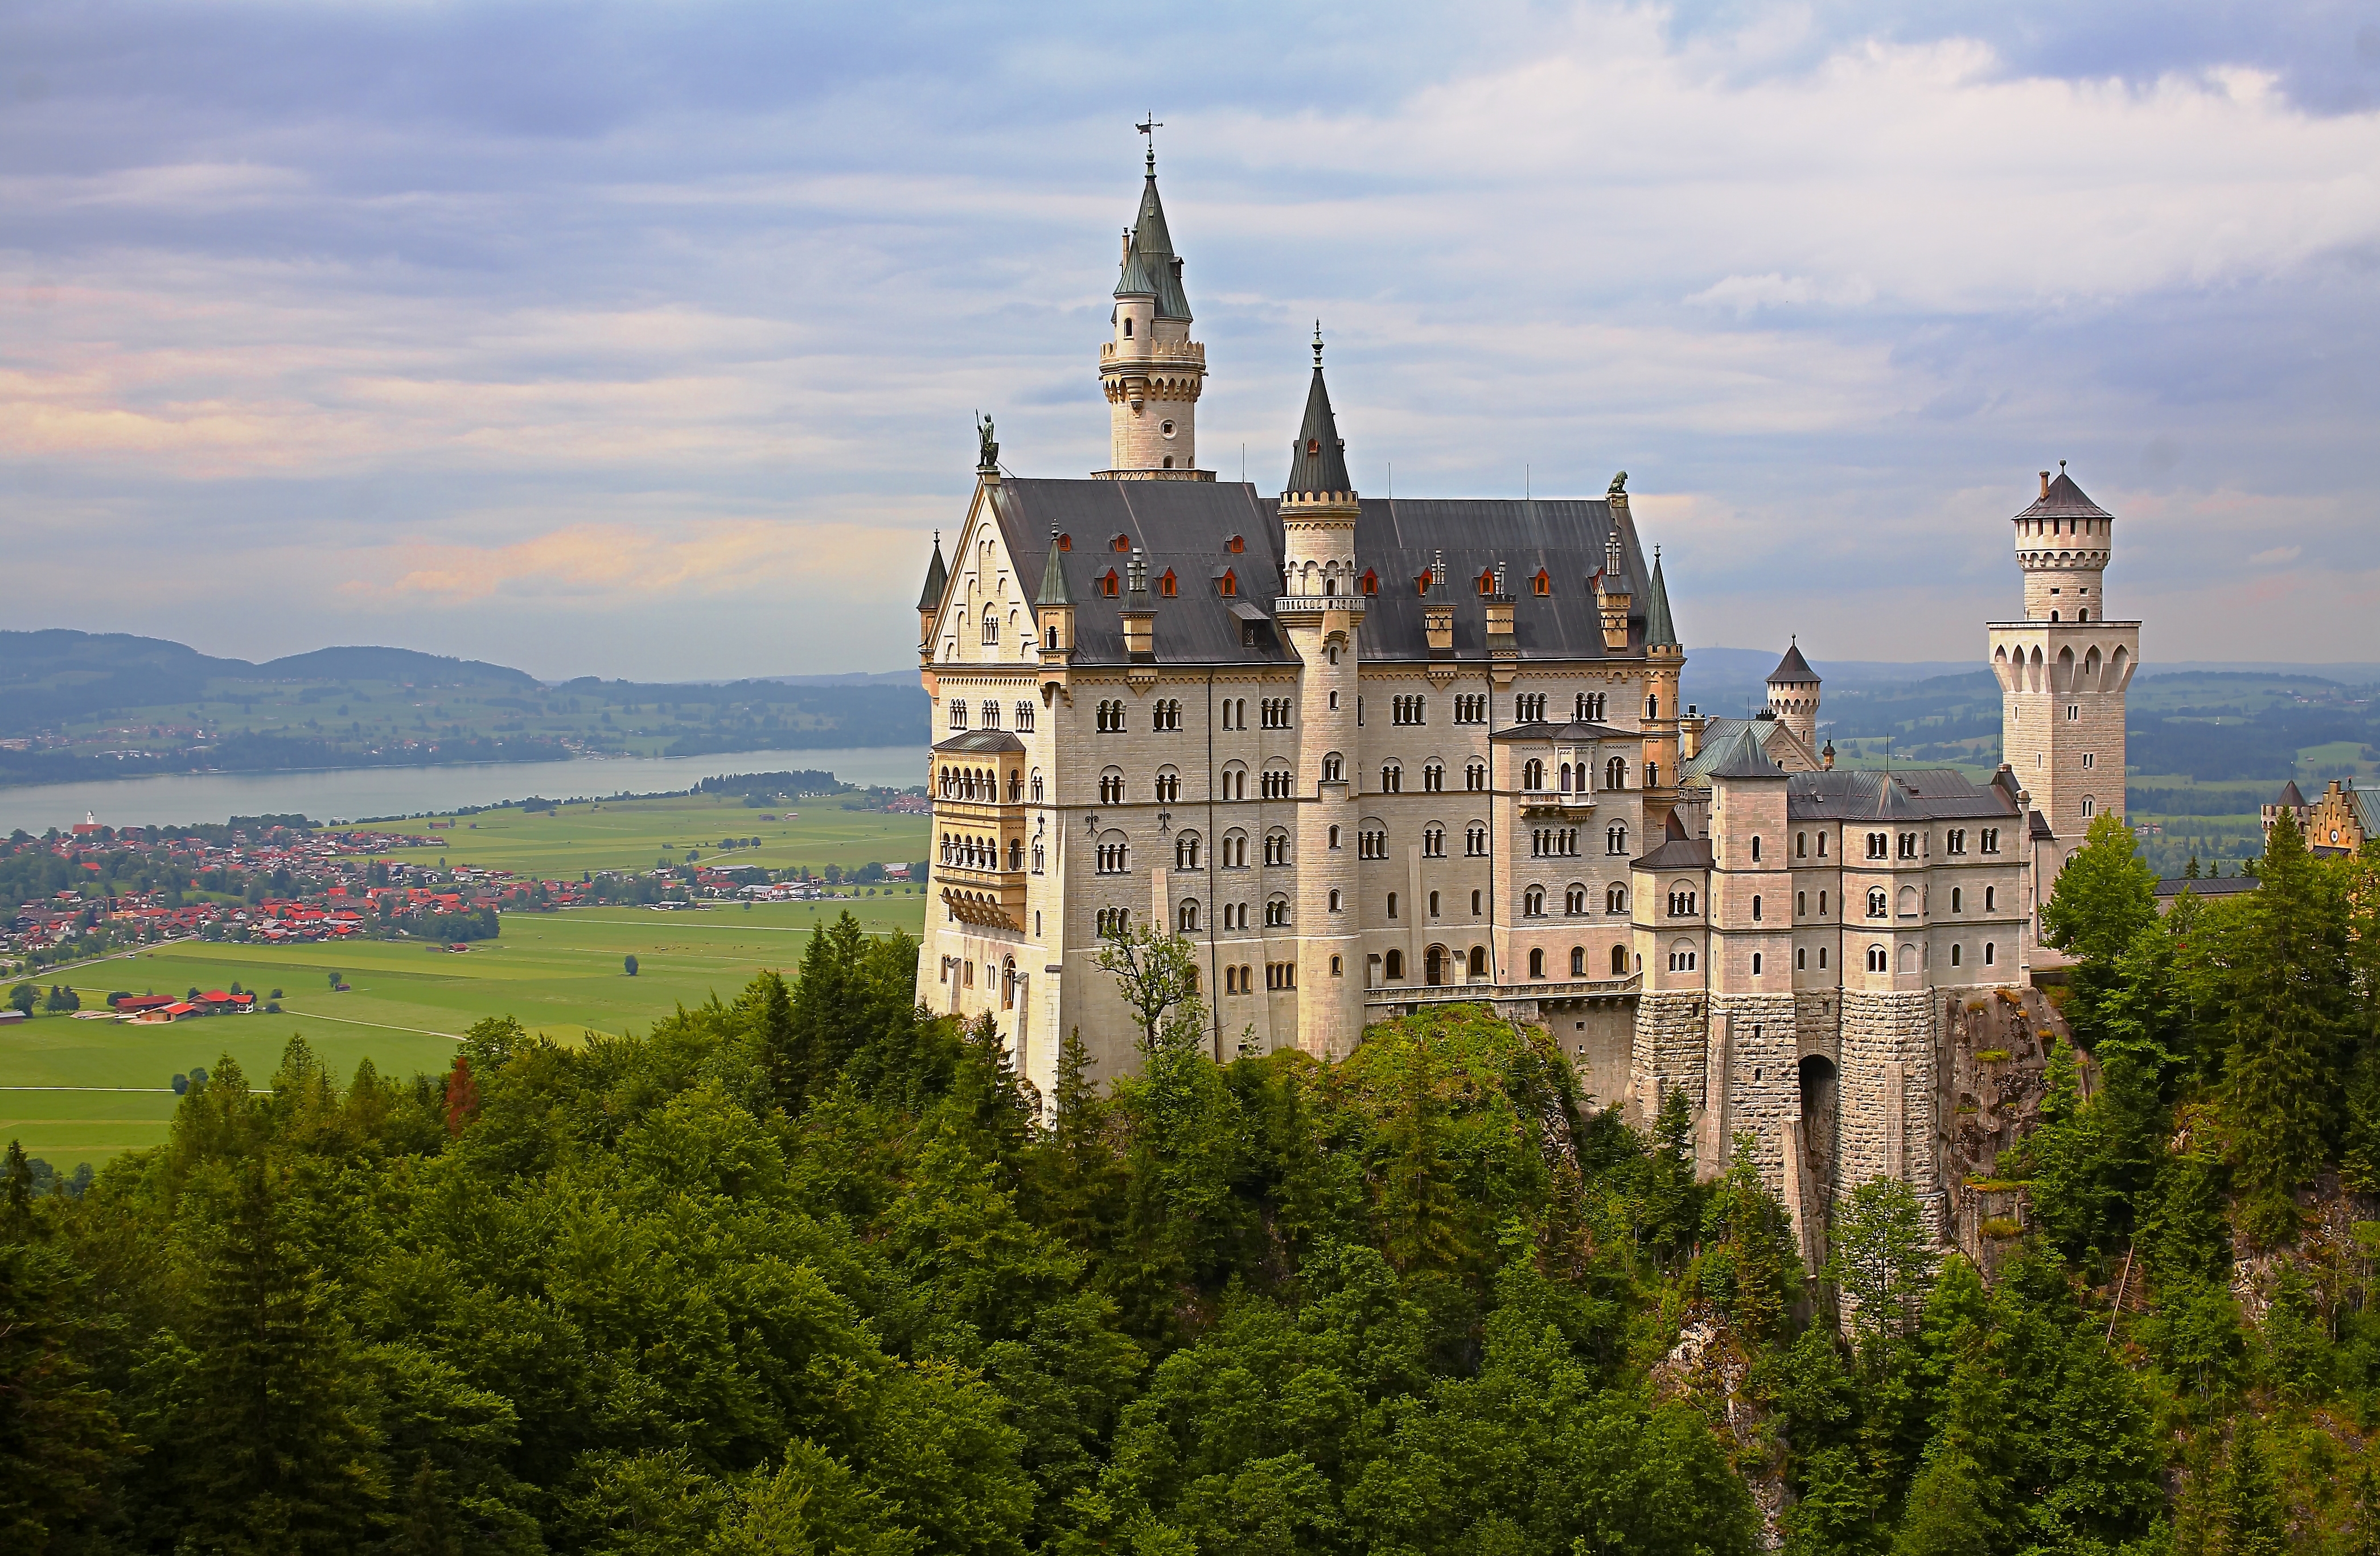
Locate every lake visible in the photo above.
<box><xmin>1</xmin><ymin>746</ymin><xmax>930</xmax><ymax>834</ymax></box>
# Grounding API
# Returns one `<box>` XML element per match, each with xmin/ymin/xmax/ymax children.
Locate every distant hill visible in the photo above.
<box><xmin>0</xmin><ymin>629</ymin><xmax>254</xmax><ymax>732</ymax></box>
<box><xmin>257</xmin><ymin>646</ymin><xmax>539</xmax><ymax>689</ymax></box>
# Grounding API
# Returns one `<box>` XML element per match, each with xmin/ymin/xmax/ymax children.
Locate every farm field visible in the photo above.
<box><xmin>338</xmin><ymin>790</ymin><xmax>931</xmax><ymax>878</ymax></box>
<box><xmin>1</xmin><ymin>895</ymin><xmax>928</xmax><ymax>1170</ymax></box>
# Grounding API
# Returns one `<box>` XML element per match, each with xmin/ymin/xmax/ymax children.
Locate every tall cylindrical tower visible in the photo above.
<box><xmin>1097</xmin><ymin>146</ymin><xmax>1209</xmax><ymax>480</ymax></box>
<box><xmin>1275</xmin><ymin>330</ymin><xmax>1362</xmax><ymax>1057</ymax></box>
<box><xmin>2015</xmin><ymin>460</ymin><xmax>2112</xmax><ymax>620</ymax></box>
<box><xmin>1765</xmin><ymin>640</ymin><xmax>1821</xmax><ymax>757</ymax></box>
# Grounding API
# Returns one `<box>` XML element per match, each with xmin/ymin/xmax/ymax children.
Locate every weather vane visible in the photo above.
<box><xmin>1136</xmin><ymin>113</ymin><xmax>1163</xmax><ymax>168</ymax></box>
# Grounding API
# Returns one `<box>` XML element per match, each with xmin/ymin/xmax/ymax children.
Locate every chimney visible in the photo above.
<box><xmin>1121</xmin><ymin>548</ymin><xmax>1156</xmax><ymax>664</ymax></box>
<box><xmin>2040</xmin><ymin>470</ymin><xmax>2051</xmax><ymax>499</ymax></box>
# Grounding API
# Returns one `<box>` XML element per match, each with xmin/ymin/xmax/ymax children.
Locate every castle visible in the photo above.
<box><xmin>913</xmin><ymin>147</ymin><xmax>2136</xmax><ymax>1252</ymax></box>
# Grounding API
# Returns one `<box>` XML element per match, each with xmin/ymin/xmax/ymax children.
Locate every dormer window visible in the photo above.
<box><xmin>1159</xmin><ymin>569</ymin><xmax>1177</xmax><ymax>598</ymax></box>
<box><xmin>1227</xmin><ymin>534</ymin><xmax>1244</xmax><ymax>553</ymax></box>
<box><xmin>1112</xmin><ymin>533</ymin><xmax>1131</xmax><ymax>553</ymax></box>
<box><xmin>1477</xmin><ymin>571</ymin><xmax>1494</xmax><ymax>596</ymax></box>
<box><xmin>1533</xmin><ymin>569</ymin><xmax>1551</xmax><ymax>596</ymax></box>
<box><xmin>1218</xmin><ymin>570</ymin><xmax>1237</xmax><ymax>597</ymax></box>
<box><xmin>1306</xmin><ymin>438</ymin><xmax>1320</xmax><ymax>456</ymax></box>
<box><xmin>1100</xmin><ymin>570</ymin><xmax>1120</xmax><ymax>598</ymax></box>
<box><xmin>1360</xmin><ymin>569</ymin><xmax>1378</xmax><ymax>596</ymax></box>
<box><xmin>1056</xmin><ymin>533</ymin><xmax>1072</xmax><ymax>551</ymax></box>
<box><xmin>1415</xmin><ymin>573</ymin><xmax>1433</xmax><ymax>595</ymax></box>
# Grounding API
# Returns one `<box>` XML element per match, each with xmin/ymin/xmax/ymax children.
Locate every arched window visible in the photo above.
<box><xmin>1606</xmin><ymin>824</ymin><xmax>1628</xmax><ymax>855</ymax></box>
<box><xmin>1523</xmin><ymin>759</ymin><xmax>1545</xmax><ymax>790</ymax></box>
<box><xmin>1175</xmin><ymin>833</ymin><xmax>1201</xmax><ymax>870</ymax></box>
<box><xmin>1524</xmin><ymin>887</ymin><xmax>1545</xmax><ymax>916</ymax></box>
<box><xmin>1606</xmin><ymin>757</ymin><xmax>1626</xmax><ymax>789</ymax></box>
<box><xmin>1100</xmin><ymin>570</ymin><xmax>1119</xmax><ymax>597</ymax></box>
<box><xmin>1529</xmin><ymin>948</ymin><xmax>1546</xmax><ymax>979</ymax></box>
<box><xmin>1867</xmin><ymin>944</ymin><xmax>1887</xmax><ymax>973</ymax></box>
<box><xmin>1565</xmin><ymin>884</ymin><xmax>1587</xmax><ymax>915</ymax></box>
<box><xmin>1750</xmin><ymin>835</ymin><xmax>1762</xmax><ymax>862</ymax></box>
<box><xmin>1612</xmin><ymin>944</ymin><xmax>1629</xmax><ymax>975</ymax></box>
<box><xmin>1984</xmin><ymin>886</ymin><xmax>1996</xmax><ymax>912</ymax></box>
<box><xmin>1265</xmin><ymin>897</ymin><xmax>1290</xmax><ymax>927</ymax></box>
<box><xmin>1466</xmin><ymin>759</ymin><xmax>1487</xmax><ymax>791</ymax></box>
<box><xmin>1571</xmin><ymin>946</ymin><xmax>1586</xmax><ymax>975</ymax></box>
<box><xmin>1384</xmin><ymin>949</ymin><xmax>1405</xmax><ymax>980</ymax></box>
<box><xmin>1030</xmin><ymin>771</ymin><xmax>1044</xmax><ymax>804</ymax></box>
<box><xmin>1984</xmin><ymin>941</ymin><xmax>1996</xmax><ymax>966</ymax></box>
<box><xmin>1867</xmin><ymin>888</ymin><xmax>1888</xmax><ymax>918</ymax></box>
<box><xmin>1322</xmin><ymin>753</ymin><xmax>1345</xmax><ymax>783</ymax></box>
<box><xmin>1560</xmin><ymin>763</ymin><xmax>1574</xmax><ymax>792</ymax></box>
<box><xmin>1950</xmin><ymin>942</ymin><xmax>1963</xmax><ymax>967</ymax></box>
<box><xmin>1469</xmin><ymin>946</ymin><xmax>1488</xmax><ymax>978</ymax></box>
<box><xmin>1330</xmin><ymin>888</ymin><xmax>1343</xmax><ymax>913</ymax></box>
<box><xmin>1607</xmin><ymin>884</ymin><xmax>1626</xmax><ymax>913</ymax></box>
<box><xmin>1179</xmin><ymin>899</ymin><xmax>1199</xmax><ymax>932</ymax></box>
<box><xmin>1751</xmin><ymin>895</ymin><xmax>1762</xmax><ymax>921</ymax></box>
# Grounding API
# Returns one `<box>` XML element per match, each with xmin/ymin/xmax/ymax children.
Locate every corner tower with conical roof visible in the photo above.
<box><xmin>1097</xmin><ymin>144</ymin><xmax>1209</xmax><ymax>479</ymax></box>
<box><xmin>1988</xmin><ymin>463</ymin><xmax>2140</xmax><ymax>903</ymax></box>
<box><xmin>1642</xmin><ymin>545</ymin><xmax>1684</xmax><ymax>821</ymax></box>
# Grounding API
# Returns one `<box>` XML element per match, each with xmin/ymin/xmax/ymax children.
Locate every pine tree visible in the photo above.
<box><xmin>2042</xmin><ymin>811</ymin><xmax>2161</xmax><ymax>1047</ymax></box>
<box><xmin>443</xmin><ymin>1053</ymin><xmax>480</xmax><ymax>1137</ymax></box>
<box><xmin>1379</xmin><ymin>1040</ymin><xmax>1468</xmax><ymax>1274</ymax></box>
<box><xmin>2220</xmin><ymin>809</ymin><xmax>2345</xmax><ymax>1245</ymax></box>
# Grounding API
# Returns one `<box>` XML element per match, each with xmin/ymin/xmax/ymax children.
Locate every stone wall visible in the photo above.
<box><xmin>1937</xmin><ymin>983</ymin><xmax>2076</xmax><ymax>1274</ymax></box>
<box><xmin>1629</xmin><ymin>990</ymin><xmax>1709</xmax><ymax>1125</ymax></box>
<box><xmin>1838</xmin><ymin>989</ymin><xmax>1942</xmax><ymax>1230</ymax></box>
<box><xmin>1552</xmin><ymin>998</ymin><xmax>1638</xmax><ymax>1117</ymax></box>
<box><xmin>1711</xmin><ymin>993</ymin><xmax>1801</xmax><ymax>1192</ymax></box>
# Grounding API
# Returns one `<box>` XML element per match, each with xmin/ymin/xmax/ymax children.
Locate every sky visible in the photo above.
<box><xmin>4</xmin><ymin>0</ymin><xmax>2378</xmax><ymax>682</ymax></box>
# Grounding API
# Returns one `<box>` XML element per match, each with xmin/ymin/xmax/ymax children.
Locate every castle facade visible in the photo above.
<box><xmin>913</xmin><ymin>151</ymin><xmax>2136</xmax><ymax>1250</ymax></box>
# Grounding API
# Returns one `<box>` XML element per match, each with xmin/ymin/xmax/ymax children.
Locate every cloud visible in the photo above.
<box><xmin>1</xmin><ymin>0</ymin><xmax>2377</xmax><ymax>675</ymax></box>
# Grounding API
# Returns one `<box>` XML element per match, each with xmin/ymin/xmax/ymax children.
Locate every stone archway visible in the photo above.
<box><xmin>1424</xmin><ymin>945</ymin><xmax>1447</xmax><ymax>986</ymax></box>
<box><xmin>1798</xmin><ymin>1054</ymin><xmax>1839</xmax><ymax>1271</ymax></box>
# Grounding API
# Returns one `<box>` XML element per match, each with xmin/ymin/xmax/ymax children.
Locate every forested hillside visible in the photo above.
<box><xmin>5</xmin><ymin>818</ymin><xmax>2379</xmax><ymax>1554</ymax></box>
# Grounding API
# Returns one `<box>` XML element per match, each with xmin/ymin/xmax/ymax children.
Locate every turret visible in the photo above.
<box><xmin>1596</xmin><ymin>473</ymin><xmax>1634</xmax><ymax>653</ymax></box>
<box><xmin>1097</xmin><ymin>143</ymin><xmax>1209</xmax><ymax>479</ymax></box>
<box><xmin>1034</xmin><ymin>526</ymin><xmax>1074</xmax><ymax>702</ymax></box>
<box><xmin>1765</xmin><ymin>639</ymin><xmax>1820</xmax><ymax>756</ymax></box>
<box><xmin>1642</xmin><ymin>544</ymin><xmax>1683</xmax><ymax>806</ymax></box>
<box><xmin>916</xmin><ymin>531</ymin><xmax>948</xmax><ymax>658</ymax></box>
<box><xmin>2013</xmin><ymin>460</ymin><xmax>2114</xmax><ymax>621</ymax></box>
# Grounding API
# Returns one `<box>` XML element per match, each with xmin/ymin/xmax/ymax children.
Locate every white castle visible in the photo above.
<box><xmin>914</xmin><ymin>147</ymin><xmax>2136</xmax><ymax>1241</ymax></box>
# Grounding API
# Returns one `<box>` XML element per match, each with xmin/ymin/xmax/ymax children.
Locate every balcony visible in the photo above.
<box><xmin>1364</xmin><ymin>972</ymin><xmax>1641</xmax><ymax>1012</ymax></box>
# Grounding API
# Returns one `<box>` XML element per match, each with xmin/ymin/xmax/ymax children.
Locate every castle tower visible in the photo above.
<box><xmin>1097</xmin><ymin>145</ymin><xmax>1209</xmax><ymax>480</ymax></box>
<box><xmin>1988</xmin><ymin>464</ymin><xmax>2139</xmax><ymax>874</ymax></box>
<box><xmin>916</xmin><ymin>532</ymin><xmax>948</xmax><ymax>660</ymax></box>
<box><xmin>1765</xmin><ymin>640</ymin><xmax>1821</xmax><ymax>758</ymax></box>
<box><xmin>1641</xmin><ymin>546</ymin><xmax>1684</xmax><ymax>821</ymax></box>
<box><xmin>1275</xmin><ymin>329</ymin><xmax>1363</xmax><ymax>1057</ymax></box>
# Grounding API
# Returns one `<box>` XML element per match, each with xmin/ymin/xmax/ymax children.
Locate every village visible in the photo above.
<box><xmin>1</xmin><ymin>806</ymin><xmax>911</xmax><ymax>984</ymax></box>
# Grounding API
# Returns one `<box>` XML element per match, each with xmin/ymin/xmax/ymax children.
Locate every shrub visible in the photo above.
<box><xmin>1980</xmin><ymin>1216</ymin><xmax>2023</xmax><ymax>1239</ymax></box>
<box><xmin>1975</xmin><ymin>1049</ymin><xmax>2010</xmax><ymax>1063</ymax></box>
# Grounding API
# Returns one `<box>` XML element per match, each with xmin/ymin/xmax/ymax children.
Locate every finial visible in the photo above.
<box><xmin>1136</xmin><ymin>113</ymin><xmax>1163</xmax><ymax>172</ymax></box>
<box><xmin>2060</xmin><ymin>458</ymin><xmax>2067</xmax><ymax>472</ymax></box>
<box><xmin>1312</xmin><ymin>320</ymin><xmax>1323</xmax><ymax>367</ymax></box>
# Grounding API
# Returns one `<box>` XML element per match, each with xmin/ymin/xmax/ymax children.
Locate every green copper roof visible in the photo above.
<box><xmin>1035</xmin><ymin>527</ymin><xmax>1072</xmax><ymax>607</ymax></box>
<box><xmin>917</xmin><ymin>534</ymin><xmax>948</xmax><ymax>613</ymax></box>
<box><xmin>1703</xmin><ymin>723</ymin><xmax>1786</xmax><ymax>781</ymax></box>
<box><xmin>1643</xmin><ymin>547</ymin><xmax>1678</xmax><ymax>648</ymax></box>
<box><xmin>1285</xmin><ymin>340</ymin><xmax>1353</xmax><ymax>496</ymax></box>
<box><xmin>1113</xmin><ymin>166</ymin><xmax>1193</xmax><ymax>322</ymax></box>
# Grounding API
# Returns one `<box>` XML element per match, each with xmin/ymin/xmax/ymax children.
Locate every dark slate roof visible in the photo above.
<box><xmin>2029</xmin><ymin>809</ymin><xmax>2056</xmax><ymax>839</ymax></box>
<box><xmin>2155</xmin><ymin>875</ymin><xmax>2258</xmax><ymax>899</ymax></box>
<box><xmin>2016</xmin><ymin>469</ymin><xmax>2111</xmax><ymax>520</ymax></box>
<box><xmin>1704</xmin><ymin>725</ymin><xmax>1787</xmax><ymax>780</ymax></box>
<box><xmin>1633</xmin><ymin>833</ymin><xmax>1715</xmax><ymax>871</ymax></box>
<box><xmin>1285</xmin><ymin>355</ymin><xmax>1353</xmax><ymax>496</ymax></box>
<box><xmin>990</xmin><ymin>479</ymin><xmax>1652</xmax><ymax>668</ymax></box>
<box><xmin>1681</xmin><ymin>717</ymin><xmax>1788</xmax><ymax>781</ymax></box>
<box><xmin>2273</xmin><ymin>779</ymin><xmax>2307</xmax><ymax>808</ymax></box>
<box><xmin>918</xmin><ymin>535</ymin><xmax>949</xmax><ymax>613</ymax></box>
<box><xmin>989</xmin><ymin>479</ymin><xmax>1297</xmax><ymax>668</ymax></box>
<box><xmin>1643</xmin><ymin>548</ymin><xmax>1678</xmax><ymax>649</ymax></box>
<box><xmin>1767</xmin><ymin>640</ymin><xmax>1818</xmax><ymax>684</ymax></box>
<box><xmin>1113</xmin><ymin>168</ymin><xmax>1192</xmax><ymax>321</ymax></box>
<box><xmin>934</xmin><ymin>730</ymin><xmax>1026</xmax><ymax>755</ymax></box>
<box><xmin>1783</xmin><ymin>768</ymin><xmax>2019</xmax><ymax>822</ymax></box>
<box><xmin>1351</xmin><ymin>497</ymin><xmax>1649</xmax><ymax>664</ymax></box>
<box><xmin>1490</xmin><ymin>719</ymin><xmax>1635</xmax><ymax>744</ymax></box>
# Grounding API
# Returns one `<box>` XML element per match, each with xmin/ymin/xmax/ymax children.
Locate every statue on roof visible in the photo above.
<box><xmin>975</xmin><ymin>412</ymin><xmax>998</xmax><ymax>473</ymax></box>
<box><xmin>1608</xmin><ymin>471</ymin><xmax>1628</xmax><ymax>496</ymax></box>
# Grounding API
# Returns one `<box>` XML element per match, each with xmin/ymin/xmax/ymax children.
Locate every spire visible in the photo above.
<box><xmin>1643</xmin><ymin>546</ymin><xmax>1678</xmax><ymax>649</ymax></box>
<box><xmin>1113</xmin><ymin>153</ymin><xmax>1191</xmax><ymax>321</ymax></box>
<box><xmin>1035</xmin><ymin>526</ymin><xmax>1071</xmax><ymax>607</ymax></box>
<box><xmin>1284</xmin><ymin>324</ymin><xmax>1353</xmax><ymax>496</ymax></box>
<box><xmin>1767</xmin><ymin>638</ymin><xmax>1818</xmax><ymax>685</ymax></box>
<box><xmin>917</xmin><ymin>531</ymin><xmax>948</xmax><ymax>612</ymax></box>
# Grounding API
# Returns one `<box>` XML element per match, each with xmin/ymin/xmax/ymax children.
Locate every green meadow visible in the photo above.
<box><xmin>2</xmin><ymin>895</ymin><xmax>928</xmax><ymax>1169</ymax></box>
<box><xmin>336</xmin><ymin>789</ymin><xmax>931</xmax><ymax>877</ymax></box>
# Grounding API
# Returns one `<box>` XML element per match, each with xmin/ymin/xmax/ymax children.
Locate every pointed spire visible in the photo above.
<box><xmin>917</xmin><ymin>530</ymin><xmax>948</xmax><ymax>613</ymax></box>
<box><xmin>1035</xmin><ymin>526</ymin><xmax>1071</xmax><ymax>607</ymax></box>
<box><xmin>1643</xmin><ymin>545</ymin><xmax>1678</xmax><ymax>648</ymax></box>
<box><xmin>1285</xmin><ymin>324</ymin><xmax>1353</xmax><ymax>497</ymax></box>
<box><xmin>1113</xmin><ymin>149</ymin><xmax>1191</xmax><ymax>320</ymax></box>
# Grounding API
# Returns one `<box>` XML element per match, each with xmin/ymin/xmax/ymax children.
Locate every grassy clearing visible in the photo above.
<box><xmin>1</xmin><ymin>895</ymin><xmax>927</xmax><ymax>1168</ymax></box>
<box><xmin>333</xmin><ymin>791</ymin><xmax>931</xmax><ymax>878</ymax></box>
